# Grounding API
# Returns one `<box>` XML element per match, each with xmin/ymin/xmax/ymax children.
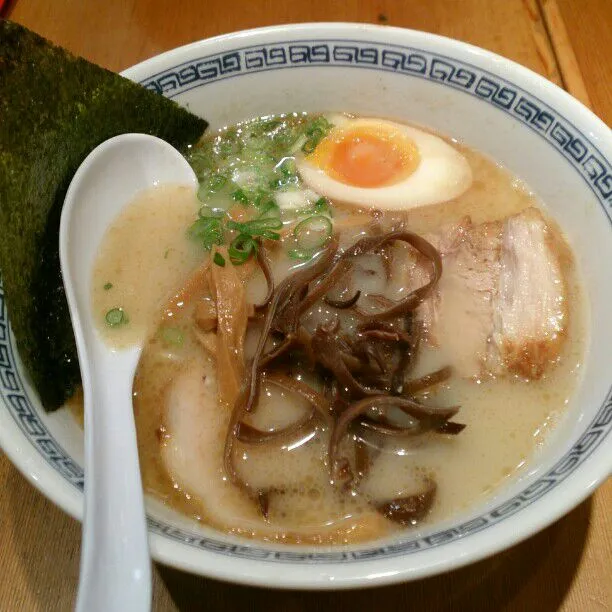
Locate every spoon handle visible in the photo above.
<box><xmin>59</xmin><ymin>133</ymin><xmax>197</xmax><ymax>611</ymax></box>
<box><xmin>76</xmin><ymin>347</ymin><xmax>151</xmax><ymax>612</ymax></box>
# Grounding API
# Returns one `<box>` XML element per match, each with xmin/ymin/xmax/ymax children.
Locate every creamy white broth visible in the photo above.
<box><xmin>91</xmin><ymin>184</ymin><xmax>202</xmax><ymax>347</ymax></box>
<box><xmin>91</xmin><ymin>117</ymin><xmax>586</xmax><ymax>545</ymax></box>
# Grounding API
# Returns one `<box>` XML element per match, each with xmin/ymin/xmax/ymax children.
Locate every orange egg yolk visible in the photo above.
<box><xmin>309</xmin><ymin>125</ymin><xmax>420</xmax><ymax>188</ymax></box>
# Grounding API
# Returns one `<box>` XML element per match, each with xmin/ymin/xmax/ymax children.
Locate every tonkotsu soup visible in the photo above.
<box><xmin>91</xmin><ymin>113</ymin><xmax>585</xmax><ymax>545</ymax></box>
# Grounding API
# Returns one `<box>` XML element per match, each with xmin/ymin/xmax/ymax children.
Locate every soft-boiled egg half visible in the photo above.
<box><xmin>296</xmin><ymin>117</ymin><xmax>473</xmax><ymax>210</ymax></box>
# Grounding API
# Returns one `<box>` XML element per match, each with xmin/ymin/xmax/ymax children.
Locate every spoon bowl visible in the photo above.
<box><xmin>60</xmin><ymin>133</ymin><xmax>197</xmax><ymax>612</ymax></box>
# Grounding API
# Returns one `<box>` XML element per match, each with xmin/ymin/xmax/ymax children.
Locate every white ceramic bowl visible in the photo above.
<box><xmin>1</xmin><ymin>23</ymin><xmax>611</xmax><ymax>589</ymax></box>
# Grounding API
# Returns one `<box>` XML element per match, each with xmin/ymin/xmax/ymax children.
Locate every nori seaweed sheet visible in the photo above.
<box><xmin>0</xmin><ymin>20</ymin><xmax>208</xmax><ymax>410</ymax></box>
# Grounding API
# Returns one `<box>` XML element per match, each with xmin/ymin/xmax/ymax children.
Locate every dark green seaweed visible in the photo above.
<box><xmin>0</xmin><ymin>20</ymin><xmax>207</xmax><ymax>410</ymax></box>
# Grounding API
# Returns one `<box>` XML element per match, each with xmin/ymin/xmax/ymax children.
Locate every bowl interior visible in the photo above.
<box><xmin>1</xmin><ymin>24</ymin><xmax>610</xmax><ymax>588</ymax></box>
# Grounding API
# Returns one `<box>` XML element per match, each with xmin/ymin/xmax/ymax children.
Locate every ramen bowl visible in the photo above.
<box><xmin>0</xmin><ymin>23</ymin><xmax>610</xmax><ymax>589</ymax></box>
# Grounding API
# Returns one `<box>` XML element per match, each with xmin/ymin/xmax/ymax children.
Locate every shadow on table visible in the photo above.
<box><xmin>3</xmin><ymin>463</ymin><xmax>81</xmax><ymax>611</ymax></box>
<box><xmin>158</xmin><ymin>497</ymin><xmax>593</xmax><ymax>612</ymax></box>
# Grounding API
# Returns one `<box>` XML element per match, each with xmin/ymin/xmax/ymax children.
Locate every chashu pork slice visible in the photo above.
<box><xmin>421</xmin><ymin>207</ymin><xmax>566</xmax><ymax>379</ymax></box>
<box><xmin>490</xmin><ymin>207</ymin><xmax>567</xmax><ymax>378</ymax></box>
<box><xmin>433</xmin><ymin>219</ymin><xmax>503</xmax><ymax>377</ymax></box>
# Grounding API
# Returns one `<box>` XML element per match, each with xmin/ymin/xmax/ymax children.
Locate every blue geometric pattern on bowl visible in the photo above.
<box><xmin>1</xmin><ymin>38</ymin><xmax>611</xmax><ymax>563</ymax></box>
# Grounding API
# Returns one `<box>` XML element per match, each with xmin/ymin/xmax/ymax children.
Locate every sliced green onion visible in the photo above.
<box><xmin>270</xmin><ymin>175</ymin><xmax>299</xmax><ymax>190</ymax></box>
<box><xmin>197</xmin><ymin>173</ymin><xmax>229</xmax><ymax>202</ymax></box>
<box><xmin>103</xmin><ymin>282</ymin><xmax>113</xmax><ymax>291</ymax></box>
<box><xmin>188</xmin><ymin>114</ymin><xmax>338</xmax><ymax>257</ymax></box>
<box><xmin>213</xmin><ymin>252</ymin><xmax>226</xmax><ymax>267</ymax></box>
<box><xmin>229</xmin><ymin>234</ymin><xmax>258</xmax><ymax>264</ymax></box>
<box><xmin>307</xmin><ymin>127</ymin><xmax>324</xmax><ymax>141</ymax></box>
<box><xmin>105</xmin><ymin>307</ymin><xmax>127</xmax><ymax>327</ymax></box>
<box><xmin>260</xmin><ymin>230</ymin><xmax>281</xmax><ymax>241</ymax></box>
<box><xmin>227</xmin><ymin>216</ymin><xmax>282</xmax><ymax>236</ymax></box>
<box><xmin>198</xmin><ymin>205</ymin><xmax>225</xmax><ymax>218</ymax></box>
<box><xmin>270</xmin><ymin>158</ymin><xmax>299</xmax><ymax>191</ymax></box>
<box><xmin>252</xmin><ymin>191</ymin><xmax>270</xmax><ymax>208</ymax></box>
<box><xmin>207</xmin><ymin>173</ymin><xmax>228</xmax><ymax>192</ymax></box>
<box><xmin>226</xmin><ymin>220</ymin><xmax>245</xmax><ymax>233</ymax></box>
<box><xmin>231</xmin><ymin>188</ymin><xmax>249</xmax><ymax>205</ymax></box>
<box><xmin>293</xmin><ymin>215</ymin><xmax>333</xmax><ymax>251</ymax></box>
<box><xmin>257</xmin><ymin>200</ymin><xmax>281</xmax><ymax>219</ymax></box>
<box><xmin>301</xmin><ymin>140</ymin><xmax>318</xmax><ymax>155</ymax></box>
<box><xmin>313</xmin><ymin>197</ymin><xmax>332</xmax><ymax>216</ymax></box>
<box><xmin>288</xmin><ymin>248</ymin><xmax>315</xmax><ymax>261</ymax></box>
<box><xmin>160</xmin><ymin>327</ymin><xmax>184</xmax><ymax>347</ymax></box>
<box><xmin>216</xmin><ymin>132</ymin><xmax>242</xmax><ymax>158</ymax></box>
<box><xmin>251</xmin><ymin>218</ymin><xmax>283</xmax><ymax>233</ymax></box>
<box><xmin>301</xmin><ymin>117</ymin><xmax>333</xmax><ymax>154</ymax></box>
<box><xmin>306</xmin><ymin>116</ymin><xmax>333</xmax><ymax>136</ymax></box>
<box><xmin>278</xmin><ymin>157</ymin><xmax>297</xmax><ymax>177</ymax></box>
<box><xmin>188</xmin><ymin>216</ymin><xmax>224</xmax><ymax>250</ymax></box>
<box><xmin>289</xmin><ymin>134</ymin><xmax>308</xmax><ymax>155</ymax></box>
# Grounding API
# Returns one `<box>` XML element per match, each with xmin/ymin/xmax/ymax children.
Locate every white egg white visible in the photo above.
<box><xmin>296</xmin><ymin>118</ymin><xmax>473</xmax><ymax>211</ymax></box>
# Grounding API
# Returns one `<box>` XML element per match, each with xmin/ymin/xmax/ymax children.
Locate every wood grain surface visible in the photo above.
<box><xmin>1</xmin><ymin>1</ymin><xmax>610</xmax><ymax>610</ymax></box>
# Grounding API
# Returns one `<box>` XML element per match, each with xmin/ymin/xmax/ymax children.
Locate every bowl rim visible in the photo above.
<box><xmin>0</xmin><ymin>21</ymin><xmax>611</xmax><ymax>590</ymax></box>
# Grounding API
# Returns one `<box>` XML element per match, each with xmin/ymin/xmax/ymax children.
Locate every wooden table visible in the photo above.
<box><xmin>1</xmin><ymin>1</ymin><xmax>610</xmax><ymax>609</ymax></box>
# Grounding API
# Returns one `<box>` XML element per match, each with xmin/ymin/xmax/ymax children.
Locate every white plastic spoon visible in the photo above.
<box><xmin>60</xmin><ymin>134</ymin><xmax>198</xmax><ymax>612</ymax></box>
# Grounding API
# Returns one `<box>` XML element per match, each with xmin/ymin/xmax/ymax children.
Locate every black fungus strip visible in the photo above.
<box><xmin>324</xmin><ymin>289</ymin><xmax>361</xmax><ymax>309</ymax></box>
<box><xmin>329</xmin><ymin>395</ymin><xmax>459</xmax><ymax>484</ymax></box>
<box><xmin>402</xmin><ymin>366</ymin><xmax>453</xmax><ymax>395</ymax></box>
<box><xmin>215</xmin><ymin>229</ymin><xmax>463</xmax><ymax>523</ymax></box>
<box><xmin>376</xmin><ymin>481</ymin><xmax>437</xmax><ymax>526</ymax></box>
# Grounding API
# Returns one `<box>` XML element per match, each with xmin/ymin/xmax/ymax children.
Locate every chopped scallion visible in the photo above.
<box><xmin>260</xmin><ymin>230</ymin><xmax>281</xmax><ymax>241</ymax></box>
<box><xmin>278</xmin><ymin>157</ymin><xmax>297</xmax><ymax>177</ymax></box>
<box><xmin>257</xmin><ymin>200</ymin><xmax>281</xmax><ymax>219</ymax></box>
<box><xmin>187</xmin><ymin>113</ymin><xmax>336</xmax><ymax>258</ymax></box>
<box><xmin>213</xmin><ymin>252</ymin><xmax>226</xmax><ymax>267</ymax></box>
<box><xmin>313</xmin><ymin>197</ymin><xmax>332</xmax><ymax>216</ymax></box>
<box><xmin>207</xmin><ymin>173</ymin><xmax>228</xmax><ymax>192</ymax></box>
<box><xmin>197</xmin><ymin>173</ymin><xmax>229</xmax><ymax>202</ymax></box>
<box><xmin>229</xmin><ymin>234</ymin><xmax>258</xmax><ymax>264</ymax></box>
<box><xmin>188</xmin><ymin>216</ymin><xmax>224</xmax><ymax>250</ymax></box>
<box><xmin>198</xmin><ymin>205</ymin><xmax>225</xmax><ymax>218</ymax></box>
<box><xmin>103</xmin><ymin>282</ymin><xmax>113</xmax><ymax>290</ymax></box>
<box><xmin>227</xmin><ymin>216</ymin><xmax>282</xmax><ymax>237</ymax></box>
<box><xmin>301</xmin><ymin>140</ymin><xmax>317</xmax><ymax>155</ymax></box>
<box><xmin>294</xmin><ymin>215</ymin><xmax>333</xmax><ymax>251</ymax></box>
<box><xmin>301</xmin><ymin>117</ymin><xmax>333</xmax><ymax>154</ymax></box>
<box><xmin>105</xmin><ymin>307</ymin><xmax>127</xmax><ymax>327</ymax></box>
<box><xmin>231</xmin><ymin>189</ymin><xmax>249</xmax><ymax>205</ymax></box>
<box><xmin>288</xmin><ymin>248</ymin><xmax>315</xmax><ymax>261</ymax></box>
